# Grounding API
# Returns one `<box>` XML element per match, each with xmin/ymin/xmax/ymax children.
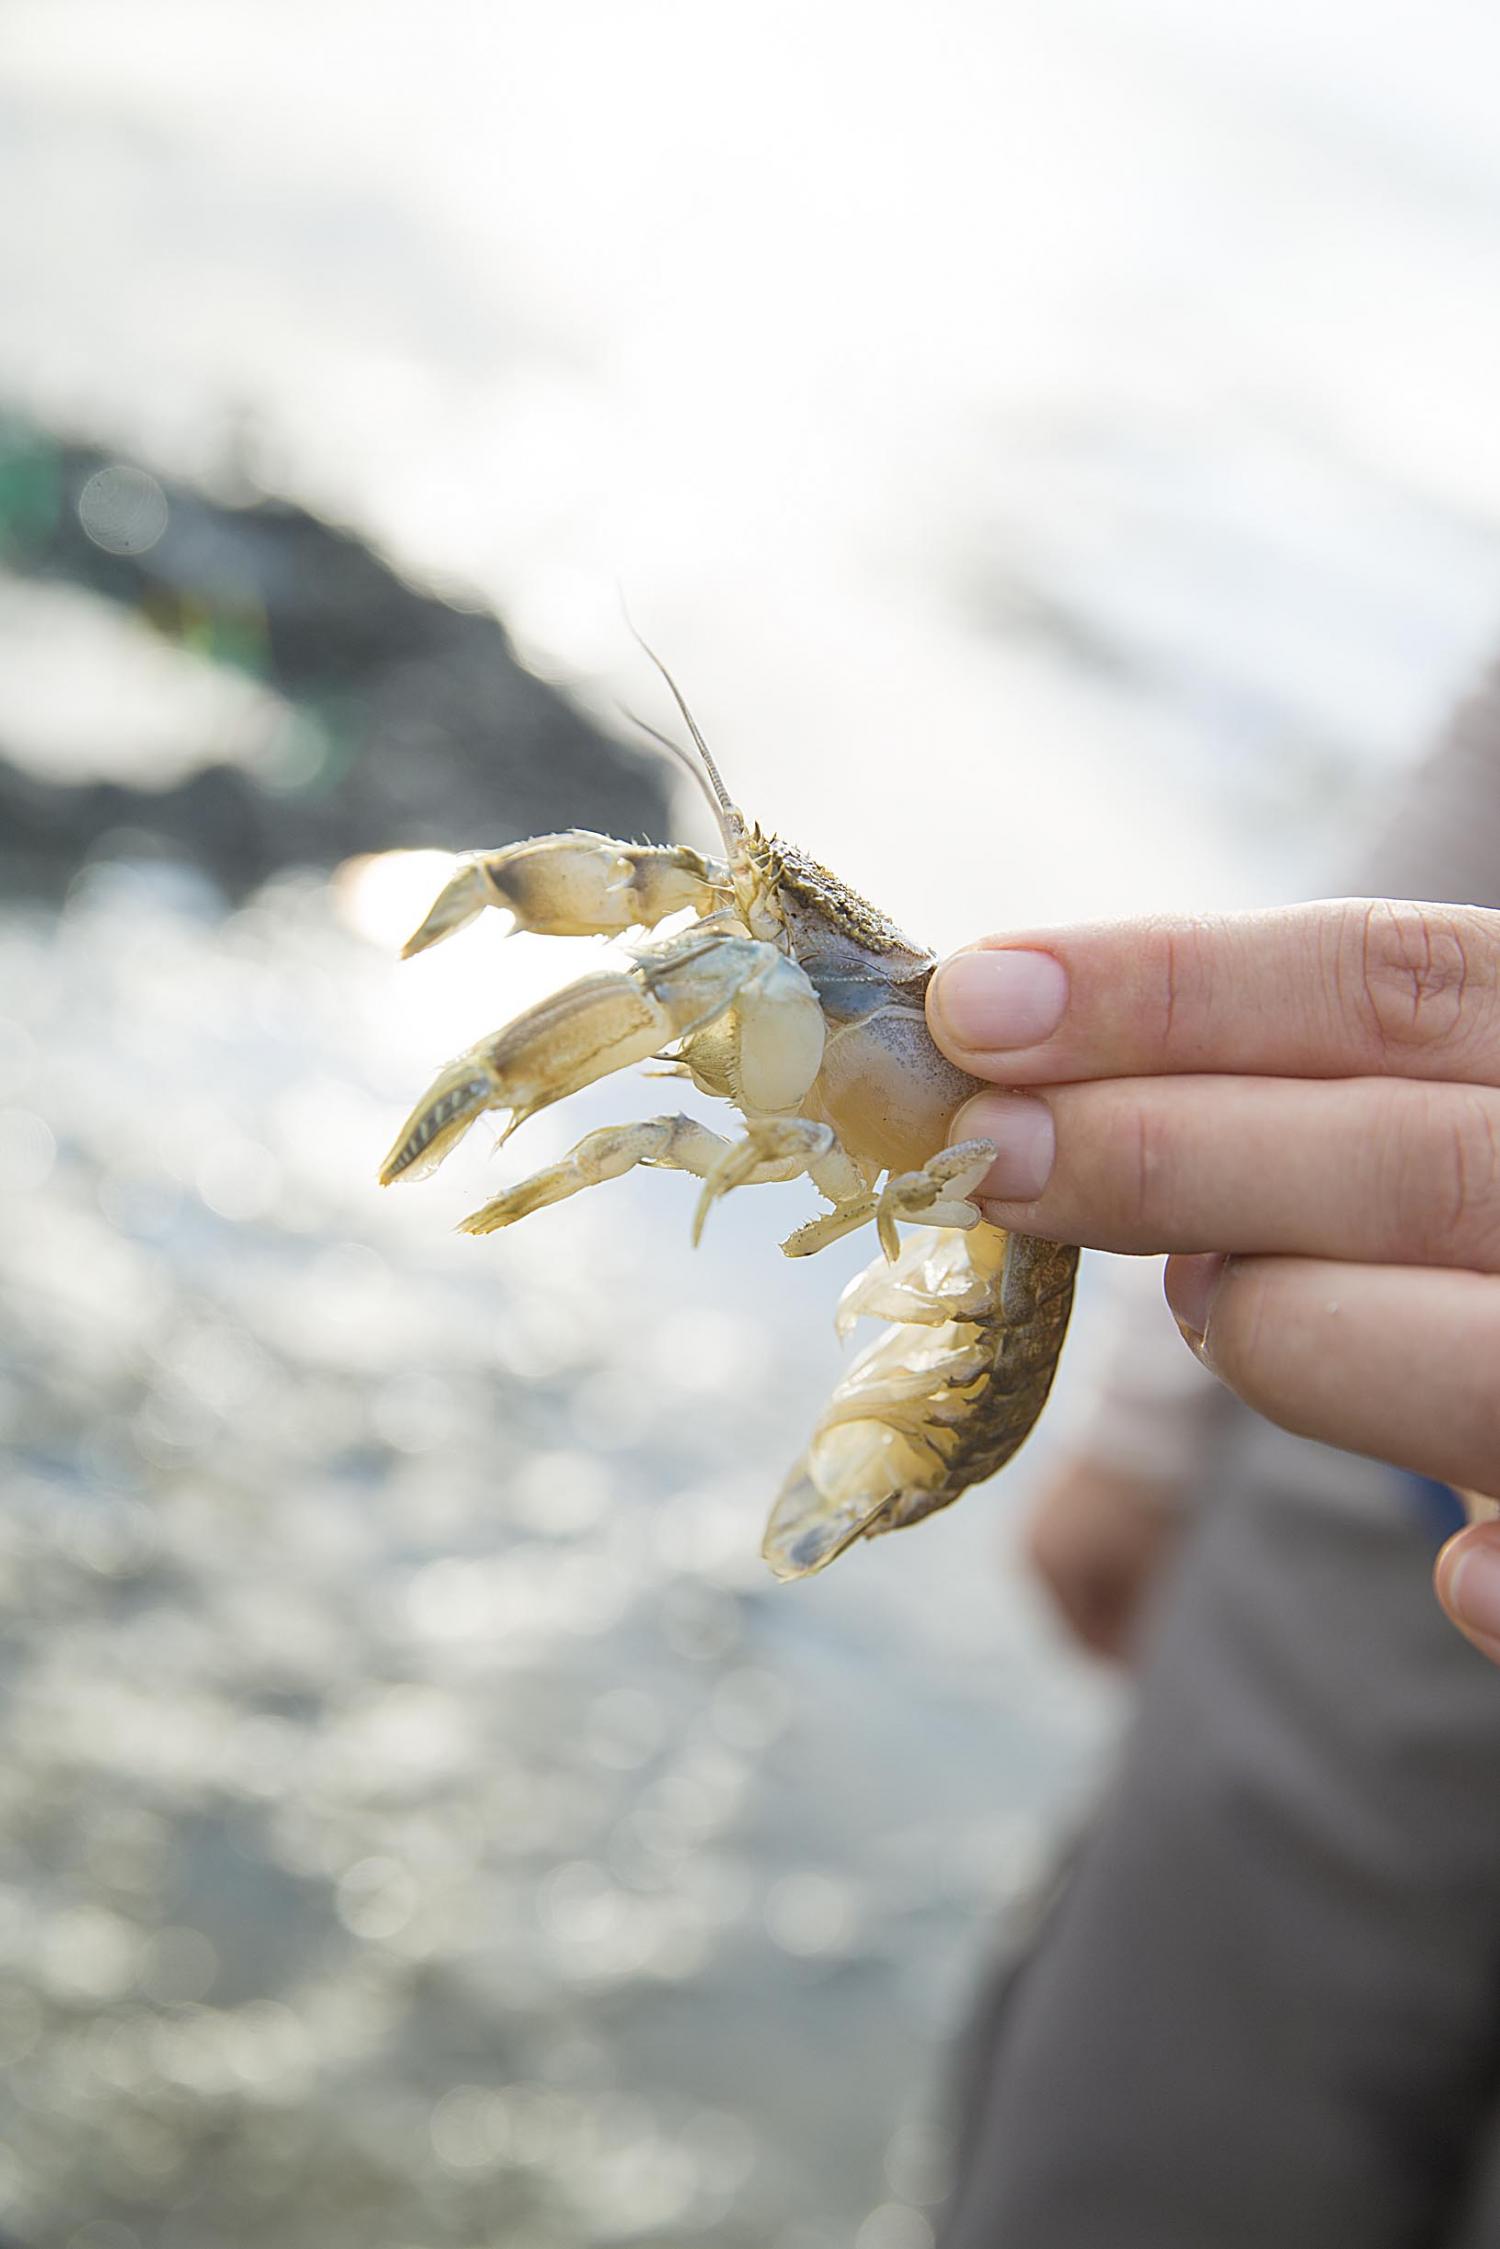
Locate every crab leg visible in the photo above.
<box><xmin>780</xmin><ymin>1138</ymin><xmax>997</xmax><ymax>1261</ymax></box>
<box><xmin>459</xmin><ymin>1113</ymin><xmax>824</xmax><ymax>1235</ymax></box>
<box><xmin>401</xmin><ymin>832</ymin><xmax>729</xmax><ymax>956</ymax></box>
<box><xmin>464</xmin><ymin>1104</ymin><xmax>883</xmax><ymax>1257</ymax></box>
<box><xmin>687</xmin><ymin>1119</ymin><xmax>854</xmax><ymax>1245</ymax></box>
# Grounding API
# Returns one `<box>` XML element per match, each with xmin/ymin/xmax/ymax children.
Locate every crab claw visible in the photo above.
<box><xmin>400</xmin><ymin>835</ymin><xmax>727</xmax><ymax>957</ymax></box>
<box><xmin>380</xmin><ymin>926</ymin><xmax>795</xmax><ymax>1189</ymax></box>
<box><xmin>378</xmin><ymin>969</ymin><xmax>669</xmax><ymax>1185</ymax></box>
<box><xmin>378</xmin><ymin>1057</ymin><xmax>499</xmax><ymax>1185</ymax></box>
<box><xmin>401</xmin><ymin>861</ymin><xmax>495</xmax><ymax>958</ymax></box>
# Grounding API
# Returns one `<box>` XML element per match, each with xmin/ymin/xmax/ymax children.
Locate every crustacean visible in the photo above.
<box><xmin>378</xmin><ymin>655</ymin><xmax>1078</xmax><ymax>1578</ymax></box>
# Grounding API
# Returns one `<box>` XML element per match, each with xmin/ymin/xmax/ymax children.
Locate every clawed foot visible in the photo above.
<box><xmin>870</xmin><ymin>1138</ymin><xmax>996</xmax><ymax>1260</ymax></box>
<box><xmin>782</xmin><ymin>1137</ymin><xmax>996</xmax><ymax>1261</ymax></box>
<box><xmin>691</xmin><ymin>1119</ymin><xmax>835</xmax><ymax>1246</ymax></box>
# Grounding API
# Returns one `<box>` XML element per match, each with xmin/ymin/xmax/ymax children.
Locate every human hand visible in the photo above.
<box><xmin>925</xmin><ymin>900</ymin><xmax>1500</xmax><ymax>1660</ymax></box>
<box><xmin>1022</xmin><ymin>1456</ymin><xmax>1184</xmax><ymax>1664</ymax></box>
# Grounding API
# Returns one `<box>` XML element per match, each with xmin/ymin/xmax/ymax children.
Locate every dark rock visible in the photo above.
<box><xmin>0</xmin><ymin>417</ymin><xmax>672</xmax><ymax>895</ymax></box>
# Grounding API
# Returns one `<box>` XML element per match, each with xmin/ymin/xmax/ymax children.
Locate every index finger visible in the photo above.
<box><xmin>926</xmin><ymin>898</ymin><xmax>1500</xmax><ymax>1088</ymax></box>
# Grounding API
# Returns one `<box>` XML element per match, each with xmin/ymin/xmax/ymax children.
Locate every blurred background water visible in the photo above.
<box><xmin>3</xmin><ymin>3</ymin><xmax>1500</xmax><ymax>2244</ymax></box>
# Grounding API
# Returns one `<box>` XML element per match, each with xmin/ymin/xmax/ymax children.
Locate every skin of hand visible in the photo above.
<box><xmin>1022</xmin><ymin>1457</ymin><xmax>1185</xmax><ymax>1665</ymax></box>
<box><xmin>924</xmin><ymin>899</ymin><xmax>1500</xmax><ymax>1663</ymax></box>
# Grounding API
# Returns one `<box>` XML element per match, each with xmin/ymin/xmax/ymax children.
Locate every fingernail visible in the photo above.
<box><xmin>1442</xmin><ymin>1534</ymin><xmax>1500</xmax><ymax>1640</ymax></box>
<box><xmin>1164</xmin><ymin>1252</ymin><xmax>1228</xmax><ymax>1353</ymax></box>
<box><xmin>953</xmin><ymin>1093</ymin><xmax>1056</xmax><ymax>1201</ymax></box>
<box><xmin>932</xmin><ymin>949</ymin><xmax>1068</xmax><ymax>1054</ymax></box>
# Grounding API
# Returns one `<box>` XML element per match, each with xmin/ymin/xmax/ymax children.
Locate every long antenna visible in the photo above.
<box><xmin>616</xmin><ymin>592</ymin><xmax>743</xmax><ymax>838</ymax></box>
<box><xmin>618</xmin><ymin>702</ymin><xmax>736</xmax><ymax>858</ymax></box>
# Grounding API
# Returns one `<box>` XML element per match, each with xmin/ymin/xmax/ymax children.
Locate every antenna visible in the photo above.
<box><xmin>616</xmin><ymin>591</ymin><xmax>744</xmax><ymax>842</ymax></box>
<box><xmin>617</xmin><ymin>702</ymin><xmax>737</xmax><ymax>858</ymax></box>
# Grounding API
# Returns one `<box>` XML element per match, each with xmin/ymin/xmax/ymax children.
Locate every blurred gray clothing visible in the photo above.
<box><xmin>941</xmin><ymin>655</ymin><xmax>1500</xmax><ymax>2247</ymax></box>
<box><xmin>942</xmin><ymin>1429</ymin><xmax>1500</xmax><ymax>2249</ymax></box>
<box><xmin>1359</xmin><ymin>654</ymin><xmax>1500</xmax><ymax>907</ymax></box>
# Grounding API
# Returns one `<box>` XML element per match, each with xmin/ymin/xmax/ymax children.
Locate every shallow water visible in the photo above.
<box><xmin>0</xmin><ymin>865</ymin><xmax>1114</xmax><ymax>2246</ymax></box>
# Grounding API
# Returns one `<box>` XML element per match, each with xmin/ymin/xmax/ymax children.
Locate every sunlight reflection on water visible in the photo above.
<box><xmin>0</xmin><ymin>865</ymin><xmax>1109</xmax><ymax>2244</ymax></box>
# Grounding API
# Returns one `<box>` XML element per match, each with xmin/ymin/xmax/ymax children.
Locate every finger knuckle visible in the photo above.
<box><xmin>1121</xmin><ymin>1099</ymin><xmax>1176</xmax><ymax>1235</ymax></box>
<box><xmin>1156</xmin><ymin>922</ymin><xmax>1188</xmax><ymax>1049</ymax></box>
<box><xmin>1392</xmin><ymin>1085</ymin><xmax>1500</xmax><ymax>1266</ymax></box>
<box><xmin>1146</xmin><ymin>915</ymin><xmax>1215</xmax><ymax>1055</ymax></box>
<box><xmin>1344</xmin><ymin>899</ymin><xmax>1488</xmax><ymax>1061</ymax></box>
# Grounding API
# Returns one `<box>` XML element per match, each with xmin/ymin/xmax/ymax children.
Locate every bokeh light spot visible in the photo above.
<box><xmin>0</xmin><ymin>1107</ymin><xmax>56</xmax><ymax>1192</ymax></box>
<box><xmin>333</xmin><ymin>850</ymin><xmax>459</xmax><ymax>950</ymax></box>
<box><xmin>884</xmin><ymin>2119</ymin><xmax>953</xmax><ymax>2207</ymax></box>
<box><xmin>763</xmin><ymin>1872</ymin><xmax>855</xmax><ymax>1958</ymax></box>
<box><xmin>39</xmin><ymin>1908</ymin><xmax>147</xmax><ymax>2001</ymax></box>
<box><xmin>68</xmin><ymin>2224</ymin><xmax>142</xmax><ymax>2249</ymax></box>
<box><xmin>77</xmin><ymin>465</ymin><xmax>169</xmax><ymax>556</ymax></box>
<box><xmin>855</xmin><ymin>2206</ymin><xmax>936</xmax><ymax>2249</ymax></box>
<box><xmin>513</xmin><ymin>1449</ymin><xmax>611</xmax><ymax>1536</ymax></box>
<box><xmin>430</xmin><ymin>2084</ymin><xmax>501</xmax><ymax>2171</ymax></box>
<box><xmin>585</xmin><ymin>1687</ymin><xmax>664</xmax><ymax>1772</ymax></box>
<box><xmin>372</xmin><ymin>1371</ymin><xmax>454</xmax><ymax>1453</ymax></box>
<box><xmin>195</xmin><ymin>1136</ymin><xmax>282</xmax><ymax>1221</ymax></box>
<box><xmin>337</xmin><ymin>1856</ymin><xmax>418</xmax><ymax>1941</ymax></box>
<box><xmin>140</xmin><ymin>1925</ymin><xmax>220</xmax><ymax>2005</ymax></box>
